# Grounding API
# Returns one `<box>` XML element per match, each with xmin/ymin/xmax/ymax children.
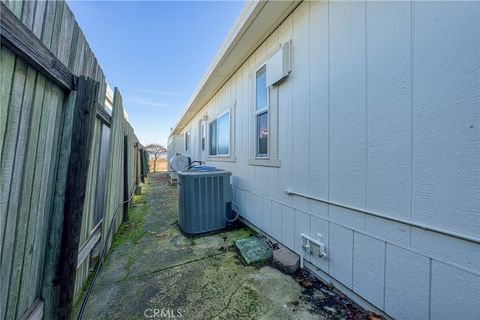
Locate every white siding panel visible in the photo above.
<box><xmin>308</xmin><ymin>0</ymin><xmax>329</xmax><ymax>212</ymax></box>
<box><xmin>235</xmin><ymin>71</ymin><xmax>245</xmax><ymax>189</ymax></box>
<box><xmin>385</xmin><ymin>245</ymin><xmax>429</xmax><ymax>320</ymax></box>
<box><xmin>245</xmin><ymin>57</ymin><xmax>255</xmax><ymax>192</ymax></box>
<box><xmin>309</xmin><ymin>201</ymin><xmax>328</xmax><ymax>219</ymax></box>
<box><xmin>264</xmin><ymin>167</ymin><xmax>276</xmax><ymax>199</ymax></box>
<box><xmin>238</xmin><ymin>189</ymin><xmax>246</xmax><ymax>220</ymax></box>
<box><xmin>366</xmin><ymin>1</ymin><xmax>412</xmax><ymax>219</ymax></box>
<box><xmin>329</xmin><ymin>224</ymin><xmax>353</xmax><ymax>288</ymax></box>
<box><xmin>262</xmin><ymin>198</ymin><xmax>272</xmax><ymax>236</ymax></box>
<box><xmin>365</xmin><ymin>215</ymin><xmax>410</xmax><ymax>247</ymax></box>
<box><xmin>410</xmin><ymin>227</ymin><xmax>480</xmax><ymax>273</ymax></box>
<box><xmin>251</xmin><ymin>192</ymin><xmax>263</xmax><ymax>227</ymax></box>
<box><xmin>353</xmin><ymin>233</ymin><xmax>385</xmax><ymax>310</ymax></box>
<box><xmin>281</xmin><ymin>205</ymin><xmax>295</xmax><ymax>250</ymax></box>
<box><xmin>271</xmin><ymin>200</ymin><xmax>282</xmax><ymax>242</ymax></box>
<box><xmin>412</xmin><ymin>1</ymin><xmax>480</xmax><ymax>237</ymax></box>
<box><xmin>276</xmin><ymin>16</ymin><xmax>293</xmax><ymax>205</ymax></box>
<box><xmin>307</xmin><ymin>0</ymin><xmax>329</xmax><ymax>220</ymax></box>
<box><xmin>309</xmin><ymin>216</ymin><xmax>329</xmax><ymax>272</ymax></box>
<box><xmin>244</xmin><ymin>190</ymin><xmax>253</xmax><ymax>223</ymax></box>
<box><xmin>294</xmin><ymin>209</ymin><xmax>309</xmax><ymax>255</ymax></box>
<box><xmin>330</xmin><ymin>206</ymin><xmax>365</xmax><ymax>231</ymax></box>
<box><xmin>328</xmin><ymin>0</ymin><xmax>367</xmax><ymax>207</ymax></box>
<box><xmin>291</xmin><ymin>2</ymin><xmax>310</xmax><ymax>213</ymax></box>
<box><xmin>431</xmin><ymin>261</ymin><xmax>480</xmax><ymax>320</ymax></box>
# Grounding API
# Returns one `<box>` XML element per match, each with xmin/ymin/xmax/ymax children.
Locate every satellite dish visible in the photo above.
<box><xmin>170</xmin><ymin>154</ymin><xmax>189</xmax><ymax>172</ymax></box>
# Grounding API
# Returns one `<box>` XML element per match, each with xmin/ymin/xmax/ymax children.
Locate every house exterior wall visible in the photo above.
<box><xmin>174</xmin><ymin>1</ymin><xmax>480</xmax><ymax>319</ymax></box>
<box><xmin>167</xmin><ymin>135</ymin><xmax>185</xmax><ymax>164</ymax></box>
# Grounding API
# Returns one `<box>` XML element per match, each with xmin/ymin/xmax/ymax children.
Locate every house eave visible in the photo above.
<box><xmin>171</xmin><ymin>0</ymin><xmax>301</xmax><ymax>136</ymax></box>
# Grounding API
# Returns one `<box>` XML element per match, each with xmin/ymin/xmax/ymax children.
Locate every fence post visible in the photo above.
<box><xmin>123</xmin><ymin>135</ymin><xmax>129</xmax><ymax>221</ymax></box>
<box><xmin>54</xmin><ymin>76</ymin><xmax>98</xmax><ymax>319</ymax></box>
<box><xmin>140</xmin><ymin>149</ymin><xmax>146</xmax><ymax>183</ymax></box>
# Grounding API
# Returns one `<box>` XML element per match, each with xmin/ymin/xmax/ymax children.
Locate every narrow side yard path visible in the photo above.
<box><xmin>75</xmin><ymin>174</ymin><xmax>371</xmax><ymax>320</ymax></box>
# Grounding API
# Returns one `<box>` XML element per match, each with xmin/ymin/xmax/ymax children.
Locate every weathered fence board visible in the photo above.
<box><xmin>0</xmin><ymin>2</ymin><xmax>76</xmax><ymax>91</ymax></box>
<box><xmin>55</xmin><ymin>77</ymin><xmax>98</xmax><ymax>319</ymax></box>
<box><xmin>103</xmin><ymin>88</ymin><xmax>126</xmax><ymax>248</ymax></box>
<box><xmin>0</xmin><ymin>56</ymin><xmax>28</xmax><ymax>320</ymax></box>
<box><xmin>16</xmin><ymin>73</ymin><xmax>46</xmax><ymax>314</ymax></box>
<box><xmin>0</xmin><ymin>1</ymin><xmax>144</xmax><ymax>318</ymax></box>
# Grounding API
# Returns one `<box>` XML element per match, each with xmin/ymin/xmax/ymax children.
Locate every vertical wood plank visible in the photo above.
<box><xmin>17</xmin><ymin>73</ymin><xmax>47</xmax><ymax>316</ymax></box>
<box><xmin>8</xmin><ymin>67</ymin><xmax>44</xmax><ymax>319</ymax></box>
<box><xmin>55</xmin><ymin>77</ymin><xmax>98</xmax><ymax>319</ymax></box>
<box><xmin>40</xmin><ymin>0</ymin><xmax>57</xmax><ymax>50</ymax></box>
<box><xmin>31</xmin><ymin>0</ymin><xmax>46</xmax><ymax>39</ymax></box>
<box><xmin>0</xmin><ymin>57</ymin><xmax>28</xmax><ymax>320</ymax></box>
<box><xmin>4</xmin><ymin>64</ymin><xmax>37</xmax><ymax>319</ymax></box>
<box><xmin>0</xmin><ymin>46</ymin><xmax>16</xmax><ymax>163</ymax></box>
<box><xmin>42</xmin><ymin>87</ymin><xmax>75</xmax><ymax>320</ymax></box>
<box><xmin>21</xmin><ymin>0</ymin><xmax>35</xmax><ymax>30</ymax></box>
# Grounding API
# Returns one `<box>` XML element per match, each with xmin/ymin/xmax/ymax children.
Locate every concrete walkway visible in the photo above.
<box><xmin>75</xmin><ymin>174</ymin><xmax>375</xmax><ymax>320</ymax></box>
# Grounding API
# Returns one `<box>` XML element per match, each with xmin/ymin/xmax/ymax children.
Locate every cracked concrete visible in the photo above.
<box><xmin>74</xmin><ymin>174</ymin><xmax>375</xmax><ymax>320</ymax></box>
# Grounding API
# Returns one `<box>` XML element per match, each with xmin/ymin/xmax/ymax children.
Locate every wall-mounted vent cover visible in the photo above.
<box><xmin>266</xmin><ymin>40</ymin><xmax>291</xmax><ymax>86</ymax></box>
<box><xmin>177</xmin><ymin>167</ymin><xmax>232</xmax><ymax>235</ymax></box>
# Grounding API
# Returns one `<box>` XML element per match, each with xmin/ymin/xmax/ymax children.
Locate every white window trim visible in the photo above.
<box><xmin>249</xmin><ymin>59</ymin><xmax>280</xmax><ymax>167</ymax></box>
<box><xmin>208</xmin><ymin>101</ymin><xmax>236</xmax><ymax>162</ymax></box>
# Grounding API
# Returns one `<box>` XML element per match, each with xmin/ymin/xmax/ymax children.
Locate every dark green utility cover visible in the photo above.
<box><xmin>235</xmin><ymin>236</ymin><xmax>272</xmax><ymax>265</ymax></box>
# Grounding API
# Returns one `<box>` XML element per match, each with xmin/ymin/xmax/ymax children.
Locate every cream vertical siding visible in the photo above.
<box><xmin>176</xmin><ymin>1</ymin><xmax>480</xmax><ymax>319</ymax></box>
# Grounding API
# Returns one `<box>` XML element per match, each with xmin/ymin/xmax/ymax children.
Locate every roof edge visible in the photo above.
<box><xmin>171</xmin><ymin>0</ymin><xmax>301</xmax><ymax>136</ymax></box>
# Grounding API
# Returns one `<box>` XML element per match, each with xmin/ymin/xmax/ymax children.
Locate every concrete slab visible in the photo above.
<box><xmin>74</xmin><ymin>174</ymin><xmax>380</xmax><ymax>320</ymax></box>
<box><xmin>272</xmin><ymin>246</ymin><xmax>300</xmax><ymax>275</ymax></box>
<box><xmin>235</xmin><ymin>236</ymin><xmax>272</xmax><ymax>265</ymax></box>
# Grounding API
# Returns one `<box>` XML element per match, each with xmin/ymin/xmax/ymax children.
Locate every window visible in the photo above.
<box><xmin>209</xmin><ymin>120</ymin><xmax>216</xmax><ymax>155</ymax></box>
<box><xmin>185</xmin><ymin>131</ymin><xmax>190</xmax><ymax>151</ymax></box>
<box><xmin>256</xmin><ymin>65</ymin><xmax>268</xmax><ymax>111</ymax></box>
<box><xmin>200</xmin><ymin>122</ymin><xmax>206</xmax><ymax>151</ymax></box>
<box><xmin>209</xmin><ymin>111</ymin><xmax>230</xmax><ymax>156</ymax></box>
<box><xmin>255</xmin><ymin>65</ymin><xmax>268</xmax><ymax>158</ymax></box>
<box><xmin>257</xmin><ymin>112</ymin><xmax>268</xmax><ymax>157</ymax></box>
<box><xmin>249</xmin><ymin>53</ymin><xmax>286</xmax><ymax>168</ymax></box>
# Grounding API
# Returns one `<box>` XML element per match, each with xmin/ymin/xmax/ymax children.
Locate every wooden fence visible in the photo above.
<box><xmin>0</xmin><ymin>1</ymin><xmax>149</xmax><ymax>319</ymax></box>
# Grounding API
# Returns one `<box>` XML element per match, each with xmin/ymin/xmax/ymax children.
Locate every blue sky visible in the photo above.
<box><xmin>67</xmin><ymin>0</ymin><xmax>245</xmax><ymax>146</ymax></box>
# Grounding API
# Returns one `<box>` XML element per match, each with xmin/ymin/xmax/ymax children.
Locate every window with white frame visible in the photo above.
<box><xmin>209</xmin><ymin>111</ymin><xmax>230</xmax><ymax>156</ymax></box>
<box><xmin>255</xmin><ymin>65</ymin><xmax>268</xmax><ymax>158</ymax></box>
<box><xmin>249</xmin><ymin>41</ymin><xmax>291</xmax><ymax>168</ymax></box>
<box><xmin>185</xmin><ymin>131</ymin><xmax>190</xmax><ymax>151</ymax></box>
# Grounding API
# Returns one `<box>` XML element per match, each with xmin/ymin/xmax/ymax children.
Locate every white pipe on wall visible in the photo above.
<box><xmin>286</xmin><ymin>189</ymin><xmax>480</xmax><ymax>245</ymax></box>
